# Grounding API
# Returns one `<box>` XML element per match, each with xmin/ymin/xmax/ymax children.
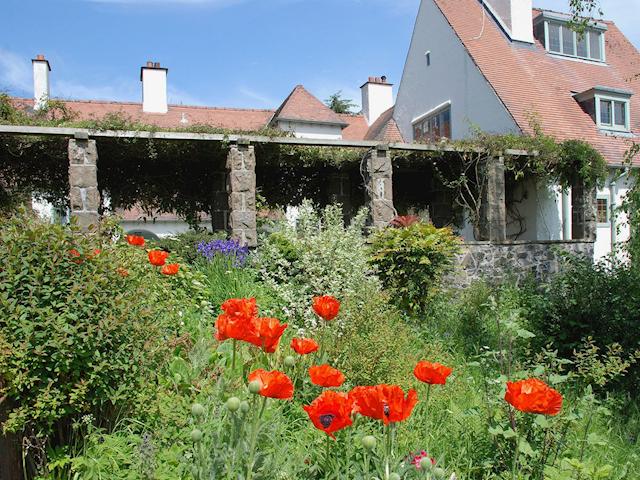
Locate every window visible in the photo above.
<box><xmin>575</xmin><ymin>87</ymin><xmax>632</xmax><ymax>132</ymax></box>
<box><xmin>598</xmin><ymin>97</ymin><xmax>629</xmax><ymax>130</ymax></box>
<box><xmin>534</xmin><ymin>13</ymin><xmax>606</xmax><ymax>62</ymax></box>
<box><xmin>600</xmin><ymin>99</ymin><xmax>612</xmax><ymax>125</ymax></box>
<box><xmin>413</xmin><ymin>107</ymin><xmax>451</xmax><ymax>142</ymax></box>
<box><xmin>596</xmin><ymin>198</ymin><xmax>609</xmax><ymax>224</ymax></box>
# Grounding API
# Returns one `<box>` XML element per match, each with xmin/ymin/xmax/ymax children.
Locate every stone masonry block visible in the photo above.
<box><xmin>229</xmin><ymin>210</ymin><xmax>257</xmax><ymax>230</ymax></box>
<box><xmin>69</xmin><ymin>165</ymin><xmax>98</xmax><ymax>189</ymax></box>
<box><xmin>69</xmin><ymin>187</ymin><xmax>84</xmax><ymax>211</ymax></box>
<box><xmin>72</xmin><ymin>211</ymin><xmax>99</xmax><ymax>229</ymax></box>
<box><xmin>228</xmin><ymin>171</ymin><xmax>255</xmax><ymax>194</ymax></box>
<box><xmin>227</xmin><ymin>145</ymin><xmax>256</xmax><ymax>171</ymax></box>
<box><xmin>369</xmin><ymin>155</ymin><xmax>392</xmax><ymax>176</ymax></box>
<box><xmin>83</xmin><ymin>187</ymin><xmax>101</xmax><ymax>211</ymax></box>
<box><xmin>68</xmin><ymin>139</ymin><xmax>98</xmax><ymax>165</ymax></box>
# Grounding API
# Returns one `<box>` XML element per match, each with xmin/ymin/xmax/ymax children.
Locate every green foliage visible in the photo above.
<box><xmin>528</xmin><ymin>255</ymin><xmax>640</xmax><ymax>392</ymax></box>
<box><xmin>153</xmin><ymin>230</ymin><xmax>226</xmax><ymax>265</ymax></box>
<box><xmin>0</xmin><ymin>212</ymin><xmax>206</xmax><ymax>440</ymax></box>
<box><xmin>369</xmin><ymin>221</ymin><xmax>461</xmax><ymax>313</ymax></box>
<box><xmin>556</xmin><ymin>139</ymin><xmax>607</xmax><ymax>189</ymax></box>
<box><xmin>324</xmin><ymin>91</ymin><xmax>357</xmax><ymax>114</ymax></box>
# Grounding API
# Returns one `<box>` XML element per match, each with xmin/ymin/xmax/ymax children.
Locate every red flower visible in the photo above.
<box><xmin>148</xmin><ymin>250</ymin><xmax>169</xmax><ymax>267</ymax></box>
<box><xmin>409</xmin><ymin>451</ymin><xmax>436</xmax><ymax>470</ymax></box>
<box><xmin>291</xmin><ymin>338</ymin><xmax>319</xmax><ymax>355</ymax></box>
<box><xmin>309</xmin><ymin>365</ymin><xmax>346</xmax><ymax>388</ymax></box>
<box><xmin>349</xmin><ymin>385</ymin><xmax>418</xmax><ymax>425</ymax></box>
<box><xmin>215</xmin><ymin>298</ymin><xmax>259</xmax><ymax>343</ymax></box>
<box><xmin>249</xmin><ymin>317</ymin><xmax>288</xmax><ymax>353</ymax></box>
<box><xmin>117</xmin><ymin>267</ymin><xmax>129</xmax><ymax>277</ymax></box>
<box><xmin>161</xmin><ymin>263</ymin><xmax>180</xmax><ymax>276</ymax></box>
<box><xmin>390</xmin><ymin>215</ymin><xmax>420</xmax><ymax>228</ymax></box>
<box><xmin>312</xmin><ymin>295</ymin><xmax>340</xmax><ymax>321</ymax></box>
<box><xmin>248</xmin><ymin>369</ymin><xmax>294</xmax><ymax>400</ymax></box>
<box><xmin>414</xmin><ymin>361</ymin><xmax>453</xmax><ymax>385</ymax></box>
<box><xmin>68</xmin><ymin>249</ymin><xmax>82</xmax><ymax>264</ymax></box>
<box><xmin>304</xmin><ymin>391</ymin><xmax>354</xmax><ymax>439</ymax></box>
<box><xmin>126</xmin><ymin>234</ymin><xmax>145</xmax><ymax>247</ymax></box>
<box><xmin>505</xmin><ymin>378</ymin><xmax>563</xmax><ymax>416</ymax></box>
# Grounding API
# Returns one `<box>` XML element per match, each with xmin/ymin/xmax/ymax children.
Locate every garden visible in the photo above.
<box><xmin>1</xmin><ymin>199</ymin><xmax>639</xmax><ymax>480</ymax></box>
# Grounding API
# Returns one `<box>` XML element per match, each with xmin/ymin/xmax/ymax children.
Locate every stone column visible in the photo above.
<box><xmin>571</xmin><ymin>178</ymin><xmax>597</xmax><ymax>241</ymax></box>
<box><xmin>477</xmin><ymin>156</ymin><xmax>506</xmax><ymax>242</ymax></box>
<box><xmin>68</xmin><ymin>137</ymin><xmax>100</xmax><ymax>229</ymax></box>
<box><xmin>227</xmin><ymin>142</ymin><xmax>257</xmax><ymax>247</ymax></box>
<box><xmin>365</xmin><ymin>145</ymin><xmax>395</xmax><ymax>228</ymax></box>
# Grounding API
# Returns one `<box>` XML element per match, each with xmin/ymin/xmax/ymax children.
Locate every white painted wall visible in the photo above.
<box><xmin>276</xmin><ymin>120</ymin><xmax>343</xmax><ymax>140</ymax></box>
<box><xmin>361</xmin><ymin>82</ymin><xmax>394</xmax><ymax>126</ymax></box>
<box><xmin>394</xmin><ymin>0</ymin><xmax>520</xmax><ymax>142</ymax></box>
<box><xmin>32</xmin><ymin>60</ymin><xmax>50</xmax><ymax>110</ymax></box>
<box><xmin>594</xmin><ymin>170</ymin><xmax>634</xmax><ymax>261</ymax></box>
<box><xmin>142</xmin><ymin>68</ymin><xmax>168</xmax><ymax>114</ymax></box>
<box><xmin>506</xmin><ymin>178</ymin><xmax>563</xmax><ymax>240</ymax></box>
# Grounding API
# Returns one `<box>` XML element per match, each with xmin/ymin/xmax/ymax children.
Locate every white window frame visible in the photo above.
<box><xmin>541</xmin><ymin>20</ymin><xmax>606</xmax><ymax>63</ymax></box>
<box><xmin>595</xmin><ymin>94</ymin><xmax>631</xmax><ymax>132</ymax></box>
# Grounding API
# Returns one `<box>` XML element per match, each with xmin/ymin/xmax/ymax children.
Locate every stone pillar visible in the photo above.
<box><xmin>227</xmin><ymin>142</ymin><xmax>257</xmax><ymax>247</ymax></box>
<box><xmin>365</xmin><ymin>145</ymin><xmax>395</xmax><ymax>228</ymax></box>
<box><xmin>571</xmin><ymin>178</ymin><xmax>597</xmax><ymax>241</ymax></box>
<box><xmin>477</xmin><ymin>156</ymin><xmax>506</xmax><ymax>242</ymax></box>
<box><xmin>68</xmin><ymin>137</ymin><xmax>100</xmax><ymax>229</ymax></box>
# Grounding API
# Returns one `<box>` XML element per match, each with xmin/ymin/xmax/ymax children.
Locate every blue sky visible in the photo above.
<box><xmin>2</xmin><ymin>0</ymin><xmax>638</xmax><ymax>111</ymax></box>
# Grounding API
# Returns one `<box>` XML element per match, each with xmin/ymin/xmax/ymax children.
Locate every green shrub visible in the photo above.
<box><xmin>369</xmin><ymin>221</ymin><xmax>461</xmax><ymax>313</ymax></box>
<box><xmin>0</xmin><ymin>212</ymin><xmax>206</xmax><ymax>442</ymax></box>
<box><xmin>153</xmin><ymin>230</ymin><xmax>226</xmax><ymax>264</ymax></box>
<box><xmin>529</xmin><ymin>255</ymin><xmax>640</xmax><ymax>392</ymax></box>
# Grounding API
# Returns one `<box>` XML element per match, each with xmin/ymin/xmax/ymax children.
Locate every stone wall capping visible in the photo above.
<box><xmin>464</xmin><ymin>239</ymin><xmax>596</xmax><ymax>246</ymax></box>
<box><xmin>73</xmin><ymin>131</ymin><xmax>89</xmax><ymax>140</ymax></box>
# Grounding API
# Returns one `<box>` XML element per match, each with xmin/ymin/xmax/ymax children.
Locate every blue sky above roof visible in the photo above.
<box><xmin>1</xmin><ymin>0</ymin><xmax>638</xmax><ymax>111</ymax></box>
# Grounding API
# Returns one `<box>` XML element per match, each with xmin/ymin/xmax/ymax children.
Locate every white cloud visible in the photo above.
<box><xmin>0</xmin><ymin>48</ymin><xmax>32</xmax><ymax>94</ymax></box>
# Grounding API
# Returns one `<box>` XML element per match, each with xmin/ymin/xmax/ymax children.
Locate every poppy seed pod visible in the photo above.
<box><xmin>389</xmin><ymin>474</ymin><xmax>401</xmax><ymax>480</ymax></box>
<box><xmin>226</xmin><ymin>397</ymin><xmax>241</xmax><ymax>412</ymax></box>
<box><xmin>248</xmin><ymin>380</ymin><xmax>263</xmax><ymax>394</ymax></box>
<box><xmin>190</xmin><ymin>429</ymin><xmax>203</xmax><ymax>443</ymax></box>
<box><xmin>361</xmin><ymin>435</ymin><xmax>376</xmax><ymax>450</ymax></box>
<box><xmin>433</xmin><ymin>467</ymin><xmax>446</xmax><ymax>478</ymax></box>
<box><xmin>240</xmin><ymin>401</ymin><xmax>250</xmax><ymax>413</ymax></box>
<box><xmin>284</xmin><ymin>356</ymin><xmax>296</xmax><ymax>368</ymax></box>
<box><xmin>191</xmin><ymin>403</ymin><xmax>205</xmax><ymax>418</ymax></box>
<box><xmin>420</xmin><ymin>457</ymin><xmax>433</xmax><ymax>470</ymax></box>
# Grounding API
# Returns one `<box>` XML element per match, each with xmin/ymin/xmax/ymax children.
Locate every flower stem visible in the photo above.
<box><xmin>325</xmin><ymin>434</ymin><xmax>332</xmax><ymax>475</ymax></box>
<box><xmin>232</xmin><ymin>339</ymin><xmax>237</xmax><ymax>370</ymax></box>
<box><xmin>384</xmin><ymin>423</ymin><xmax>392</xmax><ymax>480</ymax></box>
<box><xmin>246</xmin><ymin>396</ymin><xmax>268</xmax><ymax>480</ymax></box>
<box><xmin>512</xmin><ymin>425</ymin><xmax>520</xmax><ymax>480</ymax></box>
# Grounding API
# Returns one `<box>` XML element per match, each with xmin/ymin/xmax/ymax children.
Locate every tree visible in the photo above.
<box><xmin>324</xmin><ymin>91</ymin><xmax>357</xmax><ymax>114</ymax></box>
<box><xmin>568</xmin><ymin>0</ymin><xmax>602</xmax><ymax>34</ymax></box>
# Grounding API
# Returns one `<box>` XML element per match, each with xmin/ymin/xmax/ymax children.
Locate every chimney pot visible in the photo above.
<box><xmin>36</xmin><ymin>54</ymin><xmax>45</xmax><ymax>61</ymax></box>
<box><xmin>146</xmin><ymin>61</ymin><xmax>153</xmax><ymax>67</ymax></box>
<box><xmin>154</xmin><ymin>62</ymin><xmax>160</xmax><ymax>68</ymax></box>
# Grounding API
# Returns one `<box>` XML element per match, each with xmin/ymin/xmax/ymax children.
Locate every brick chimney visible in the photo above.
<box><xmin>484</xmin><ymin>0</ymin><xmax>534</xmax><ymax>44</ymax></box>
<box><xmin>361</xmin><ymin>76</ymin><xmax>394</xmax><ymax>126</ymax></box>
<box><xmin>140</xmin><ymin>61</ymin><xmax>168</xmax><ymax>114</ymax></box>
<box><xmin>32</xmin><ymin>54</ymin><xmax>51</xmax><ymax>111</ymax></box>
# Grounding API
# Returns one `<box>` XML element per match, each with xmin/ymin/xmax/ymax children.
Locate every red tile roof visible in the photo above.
<box><xmin>433</xmin><ymin>0</ymin><xmax>640</xmax><ymax>165</ymax></box>
<box><xmin>340</xmin><ymin>113</ymin><xmax>370</xmax><ymax>140</ymax></box>
<box><xmin>270</xmin><ymin>85</ymin><xmax>348</xmax><ymax>126</ymax></box>
<box><xmin>365</xmin><ymin>107</ymin><xmax>405</xmax><ymax>142</ymax></box>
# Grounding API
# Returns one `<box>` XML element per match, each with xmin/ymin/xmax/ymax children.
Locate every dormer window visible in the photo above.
<box><xmin>534</xmin><ymin>11</ymin><xmax>607</xmax><ymax>62</ymax></box>
<box><xmin>575</xmin><ymin>86</ymin><xmax>632</xmax><ymax>132</ymax></box>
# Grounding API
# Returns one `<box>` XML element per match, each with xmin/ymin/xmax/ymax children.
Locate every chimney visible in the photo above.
<box><xmin>140</xmin><ymin>60</ymin><xmax>168</xmax><ymax>114</ymax></box>
<box><xmin>484</xmin><ymin>0</ymin><xmax>534</xmax><ymax>44</ymax></box>
<box><xmin>32</xmin><ymin>54</ymin><xmax>51</xmax><ymax>110</ymax></box>
<box><xmin>361</xmin><ymin>76</ymin><xmax>394</xmax><ymax>126</ymax></box>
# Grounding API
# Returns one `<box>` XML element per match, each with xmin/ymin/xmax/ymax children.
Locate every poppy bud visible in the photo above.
<box><xmin>433</xmin><ymin>467</ymin><xmax>446</xmax><ymax>479</ymax></box>
<box><xmin>420</xmin><ymin>457</ymin><xmax>433</xmax><ymax>470</ymax></box>
<box><xmin>361</xmin><ymin>435</ymin><xmax>377</xmax><ymax>450</ymax></box>
<box><xmin>240</xmin><ymin>401</ymin><xmax>250</xmax><ymax>413</ymax></box>
<box><xmin>248</xmin><ymin>380</ymin><xmax>262</xmax><ymax>394</ymax></box>
<box><xmin>190</xmin><ymin>429</ymin><xmax>203</xmax><ymax>443</ymax></box>
<box><xmin>284</xmin><ymin>355</ymin><xmax>296</xmax><ymax>368</ymax></box>
<box><xmin>191</xmin><ymin>403</ymin><xmax>205</xmax><ymax>418</ymax></box>
<box><xmin>389</xmin><ymin>474</ymin><xmax>401</xmax><ymax>480</ymax></box>
<box><xmin>226</xmin><ymin>397</ymin><xmax>241</xmax><ymax>412</ymax></box>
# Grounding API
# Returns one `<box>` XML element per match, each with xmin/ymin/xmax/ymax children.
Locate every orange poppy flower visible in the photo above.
<box><xmin>126</xmin><ymin>234</ymin><xmax>145</xmax><ymax>247</ymax></box>
<box><xmin>505</xmin><ymin>378</ymin><xmax>563</xmax><ymax>416</ymax></box>
<box><xmin>291</xmin><ymin>338</ymin><xmax>319</xmax><ymax>355</ymax></box>
<box><xmin>161</xmin><ymin>263</ymin><xmax>180</xmax><ymax>276</ymax></box>
<box><xmin>414</xmin><ymin>361</ymin><xmax>453</xmax><ymax>385</ymax></box>
<box><xmin>309</xmin><ymin>365</ymin><xmax>346</xmax><ymax>388</ymax></box>
<box><xmin>215</xmin><ymin>298</ymin><xmax>259</xmax><ymax>343</ymax></box>
<box><xmin>249</xmin><ymin>317</ymin><xmax>288</xmax><ymax>353</ymax></box>
<box><xmin>248</xmin><ymin>369</ymin><xmax>294</xmax><ymax>400</ymax></box>
<box><xmin>304</xmin><ymin>390</ymin><xmax>354</xmax><ymax>439</ymax></box>
<box><xmin>148</xmin><ymin>250</ymin><xmax>169</xmax><ymax>267</ymax></box>
<box><xmin>349</xmin><ymin>385</ymin><xmax>418</xmax><ymax>425</ymax></box>
<box><xmin>312</xmin><ymin>295</ymin><xmax>340</xmax><ymax>321</ymax></box>
<box><xmin>117</xmin><ymin>267</ymin><xmax>129</xmax><ymax>277</ymax></box>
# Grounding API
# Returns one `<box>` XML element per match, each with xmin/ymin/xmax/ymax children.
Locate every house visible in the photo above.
<box><xmin>392</xmin><ymin>0</ymin><xmax>639</xmax><ymax>260</ymax></box>
<box><xmin>18</xmin><ymin>57</ymin><xmax>402</xmax><ymax>237</ymax></box>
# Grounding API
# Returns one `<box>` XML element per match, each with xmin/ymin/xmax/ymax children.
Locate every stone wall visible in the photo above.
<box><xmin>453</xmin><ymin>240</ymin><xmax>594</xmax><ymax>286</ymax></box>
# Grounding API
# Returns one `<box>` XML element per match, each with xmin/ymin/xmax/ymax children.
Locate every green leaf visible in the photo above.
<box><xmin>518</xmin><ymin>438</ymin><xmax>536</xmax><ymax>457</ymax></box>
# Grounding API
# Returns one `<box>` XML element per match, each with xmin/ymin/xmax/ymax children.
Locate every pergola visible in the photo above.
<box><xmin>0</xmin><ymin>124</ymin><xmax>596</xmax><ymax>247</ymax></box>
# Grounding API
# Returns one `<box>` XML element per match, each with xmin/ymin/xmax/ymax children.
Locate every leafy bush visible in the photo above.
<box><xmin>369</xmin><ymin>221</ymin><xmax>461</xmax><ymax>313</ymax></box>
<box><xmin>0</xmin><ymin>212</ymin><xmax>207</xmax><ymax>446</ymax></box>
<box><xmin>153</xmin><ymin>230</ymin><xmax>226</xmax><ymax>264</ymax></box>
<box><xmin>529</xmin><ymin>255</ymin><xmax>640</xmax><ymax>392</ymax></box>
